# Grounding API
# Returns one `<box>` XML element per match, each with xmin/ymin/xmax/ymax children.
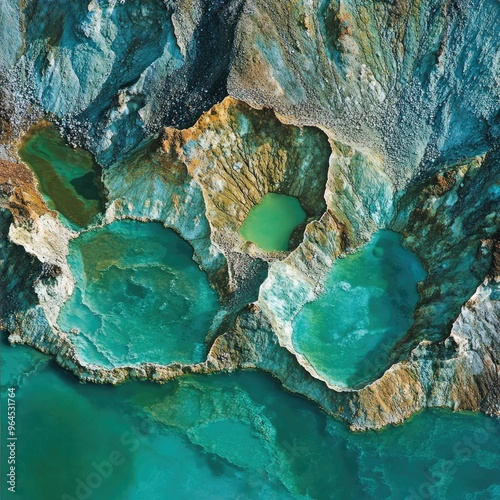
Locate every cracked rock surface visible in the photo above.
<box><xmin>0</xmin><ymin>0</ymin><xmax>499</xmax><ymax>430</ymax></box>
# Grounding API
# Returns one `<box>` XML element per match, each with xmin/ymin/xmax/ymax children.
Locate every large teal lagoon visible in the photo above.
<box><xmin>1</xmin><ymin>338</ymin><xmax>499</xmax><ymax>499</ymax></box>
<box><xmin>57</xmin><ymin>220</ymin><xmax>219</xmax><ymax>368</ymax></box>
<box><xmin>293</xmin><ymin>230</ymin><xmax>427</xmax><ymax>388</ymax></box>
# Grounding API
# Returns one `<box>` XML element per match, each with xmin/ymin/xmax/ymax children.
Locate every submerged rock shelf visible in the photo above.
<box><xmin>1</xmin><ymin>0</ymin><xmax>500</xmax><ymax>497</ymax></box>
<box><xmin>3</xmin><ymin>340</ymin><xmax>500</xmax><ymax>499</ymax></box>
<box><xmin>0</xmin><ymin>0</ymin><xmax>499</xmax><ymax>441</ymax></box>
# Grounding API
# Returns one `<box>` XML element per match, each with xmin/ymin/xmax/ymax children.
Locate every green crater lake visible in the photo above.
<box><xmin>18</xmin><ymin>124</ymin><xmax>105</xmax><ymax>228</ymax></box>
<box><xmin>293</xmin><ymin>230</ymin><xmax>427</xmax><ymax>388</ymax></box>
<box><xmin>238</xmin><ymin>193</ymin><xmax>307</xmax><ymax>251</ymax></box>
<box><xmin>57</xmin><ymin>220</ymin><xmax>219</xmax><ymax>368</ymax></box>
<box><xmin>2</xmin><ymin>338</ymin><xmax>499</xmax><ymax>499</ymax></box>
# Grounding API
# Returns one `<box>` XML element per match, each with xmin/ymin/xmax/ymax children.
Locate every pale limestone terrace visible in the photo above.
<box><xmin>0</xmin><ymin>0</ymin><xmax>499</xmax><ymax>430</ymax></box>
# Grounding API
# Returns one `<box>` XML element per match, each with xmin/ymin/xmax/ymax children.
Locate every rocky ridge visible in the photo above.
<box><xmin>0</xmin><ymin>0</ymin><xmax>499</xmax><ymax>429</ymax></box>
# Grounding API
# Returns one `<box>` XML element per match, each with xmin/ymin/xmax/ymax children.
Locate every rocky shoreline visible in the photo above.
<box><xmin>1</xmin><ymin>0</ymin><xmax>498</xmax><ymax>430</ymax></box>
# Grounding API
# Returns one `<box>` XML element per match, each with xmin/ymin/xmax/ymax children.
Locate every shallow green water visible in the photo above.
<box><xmin>239</xmin><ymin>193</ymin><xmax>306</xmax><ymax>251</ymax></box>
<box><xmin>57</xmin><ymin>220</ymin><xmax>219</xmax><ymax>367</ymax></box>
<box><xmin>2</xmin><ymin>338</ymin><xmax>499</xmax><ymax>499</ymax></box>
<box><xmin>293</xmin><ymin>230</ymin><xmax>427</xmax><ymax>388</ymax></box>
<box><xmin>18</xmin><ymin>124</ymin><xmax>104</xmax><ymax>228</ymax></box>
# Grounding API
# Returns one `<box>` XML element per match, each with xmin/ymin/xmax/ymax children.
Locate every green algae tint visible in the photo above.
<box><xmin>293</xmin><ymin>230</ymin><xmax>427</xmax><ymax>388</ymax></box>
<box><xmin>18</xmin><ymin>123</ymin><xmax>104</xmax><ymax>228</ymax></box>
<box><xmin>57</xmin><ymin>220</ymin><xmax>218</xmax><ymax>367</ymax></box>
<box><xmin>239</xmin><ymin>193</ymin><xmax>306</xmax><ymax>251</ymax></box>
<box><xmin>2</xmin><ymin>338</ymin><xmax>500</xmax><ymax>499</ymax></box>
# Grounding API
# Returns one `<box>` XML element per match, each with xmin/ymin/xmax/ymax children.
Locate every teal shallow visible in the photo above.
<box><xmin>238</xmin><ymin>193</ymin><xmax>306</xmax><ymax>251</ymax></box>
<box><xmin>57</xmin><ymin>220</ymin><xmax>219</xmax><ymax>368</ymax></box>
<box><xmin>2</xmin><ymin>338</ymin><xmax>499</xmax><ymax>499</ymax></box>
<box><xmin>293</xmin><ymin>230</ymin><xmax>427</xmax><ymax>388</ymax></box>
<box><xmin>18</xmin><ymin>124</ymin><xmax>105</xmax><ymax>229</ymax></box>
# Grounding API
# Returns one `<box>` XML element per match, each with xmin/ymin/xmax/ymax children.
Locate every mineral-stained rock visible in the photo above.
<box><xmin>228</xmin><ymin>0</ymin><xmax>500</xmax><ymax>183</ymax></box>
<box><xmin>0</xmin><ymin>0</ymin><xmax>498</xmax><ymax>430</ymax></box>
<box><xmin>162</xmin><ymin>97</ymin><xmax>330</xmax><ymax>254</ymax></box>
<box><xmin>1</xmin><ymin>0</ymin><xmax>246</xmax><ymax>164</ymax></box>
<box><xmin>0</xmin><ymin>159</ymin><xmax>53</xmax><ymax>223</ymax></box>
<box><xmin>392</xmin><ymin>152</ymin><xmax>500</xmax><ymax>352</ymax></box>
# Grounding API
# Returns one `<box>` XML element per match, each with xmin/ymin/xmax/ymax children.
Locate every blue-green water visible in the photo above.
<box><xmin>1</xmin><ymin>338</ymin><xmax>499</xmax><ymax>499</ymax></box>
<box><xmin>57</xmin><ymin>220</ymin><xmax>219</xmax><ymax>368</ymax></box>
<box><xmin>239</xmin><ymin>193</ymin><xmax>307</xmax><ymax>251</ymax></box>
<box><xmin>293</xmin><ymin>230</ymin><xmax>427</xmax><ymax>388</ymax></box>
<box><xmin>7</xmin><ymin>135</ymin><xmax>500</xmax><ymax>500</ymax></box>
<box><xmin>18</xmin><ymin>124</ymin><xmax>105</xmax><ymax>229</ymax></box>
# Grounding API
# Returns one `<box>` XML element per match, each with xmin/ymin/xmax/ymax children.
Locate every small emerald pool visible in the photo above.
<box><xmin>18</xmin><ymin>123</ymin><xmax>105</xmax><ymax>228</ymax></box>
<box><xmin>238</xmin><ymin>193</ymin><xmax>306</xmax><ymax>252</ymax></box>
<box><xmin>57</xmin><ymin>220</ymin><xmax>219</xmax><ymax>368</ymax></box>
<box><xmin>292</xmin><ymin>230</ymin><xmax>427</xmax><ymax>388</ymax></box>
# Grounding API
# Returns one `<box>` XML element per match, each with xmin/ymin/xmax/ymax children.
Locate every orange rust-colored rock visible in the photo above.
<box><xmin>0</xmin><ymin>159</ymin><xmax>54</xmax><ymax>224</ymax></box>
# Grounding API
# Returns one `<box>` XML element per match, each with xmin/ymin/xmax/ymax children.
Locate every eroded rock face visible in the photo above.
<box><xmin>229</xmin><ymin>0</ymin><xmax>500</xmax><ymax>182</ymax></box>
<box><xmin>393</xmin><ymin>152</ymin><xmax>500</xmax><ymax>351</ymax></box>
<box><xmin>162</xmin><ymin>98</ymin><xmax>330</xmax><ymax>255</ymax></box>
<box><xmin>0</xmin><ymin>160</ymin><xmax>52</xmax><ymax>223</ymax></box>
<box><xmin>0</xmin><ymin>0</ymin><xmax>498</xmax><ymax>430</ymax></box>
<box><xmin>2</xmin><ymin>0</ymin><xmax>245</xmax><ymax>164</ymax></box>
